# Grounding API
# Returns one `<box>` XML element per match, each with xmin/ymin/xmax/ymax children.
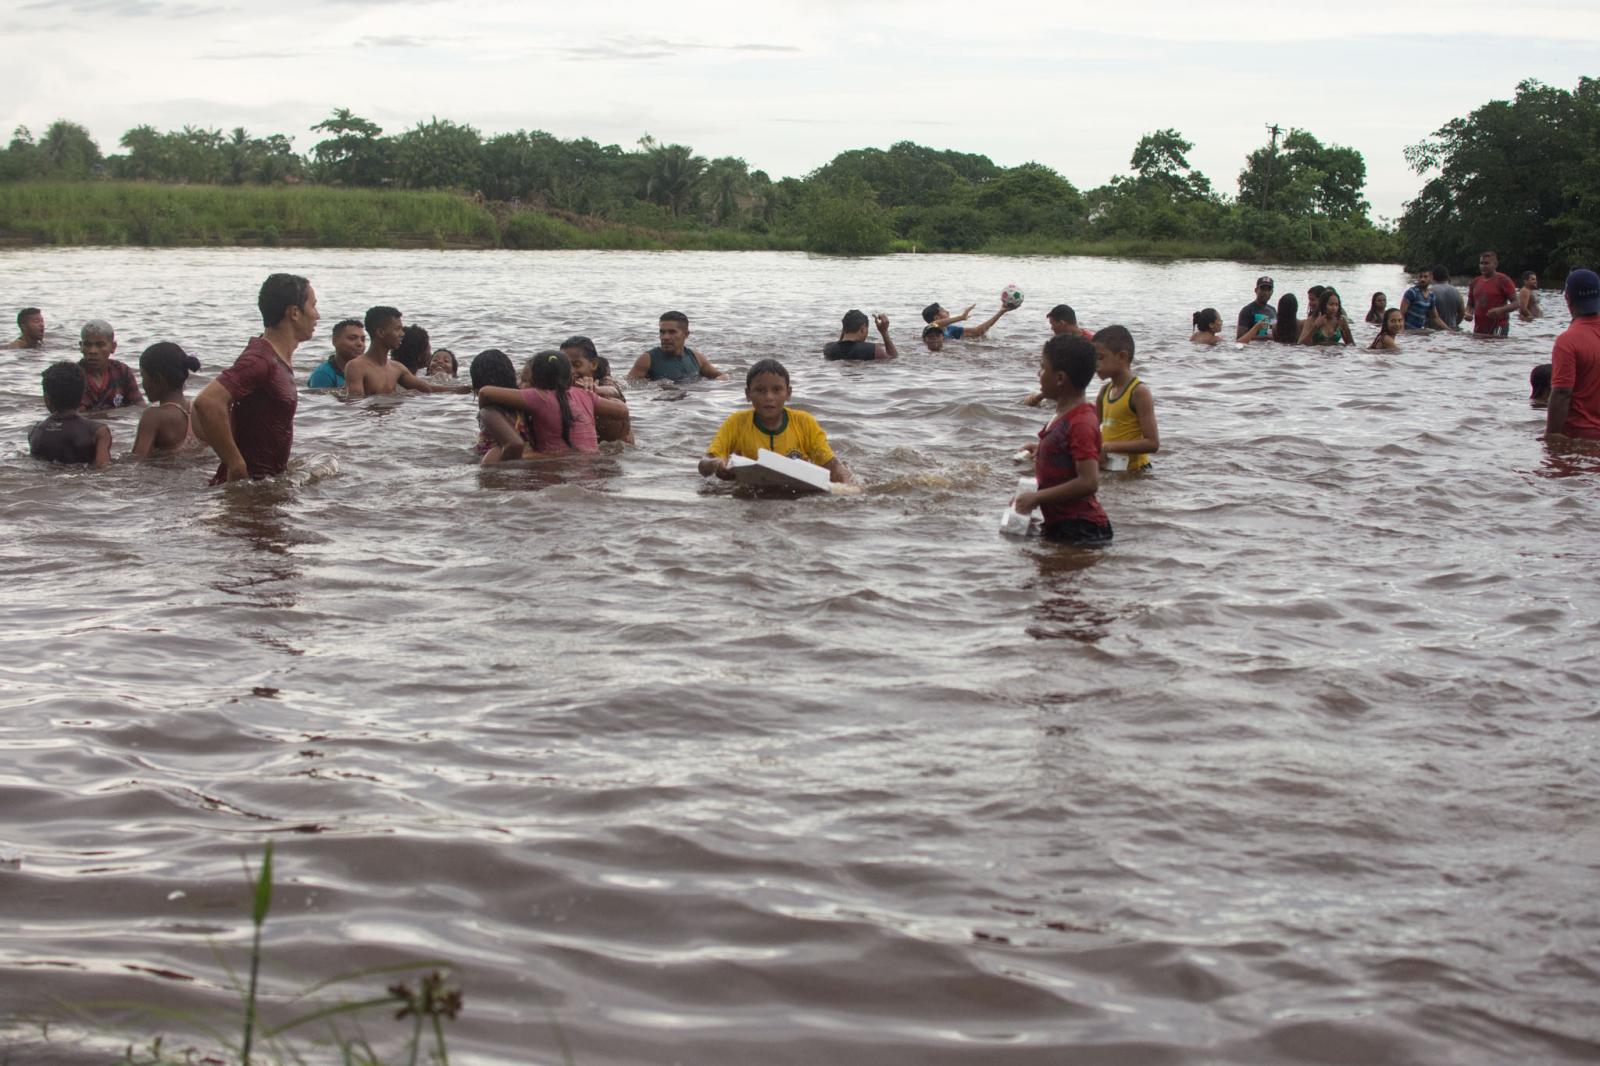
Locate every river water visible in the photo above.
<box><xmin>0</xmin><ymin>248</ymin><xmax>1596</xmax><ymax>1065</ymax></box>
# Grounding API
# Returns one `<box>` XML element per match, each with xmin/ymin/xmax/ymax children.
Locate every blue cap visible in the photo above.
<box><xmin>1566</xmin><ymin>268</ymin><xmax>1600</xmax><ymax>315</ymax></box>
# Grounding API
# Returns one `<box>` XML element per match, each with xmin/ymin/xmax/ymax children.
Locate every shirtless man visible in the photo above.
<box><xmin>626</xmin><ymin>311</ymin><xmax>726</xmax><ymax>382</ymax></box>
<box><xmin>343</xmin><ymin>305</ymin><xmax>441</xmax><ymax>397</ymax></box>
<box><xmin>6</xmin><ymin>307</ymin><xmax>45</xmax><ymax>349</ymax></box>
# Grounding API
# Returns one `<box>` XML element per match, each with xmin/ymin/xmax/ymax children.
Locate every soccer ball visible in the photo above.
<box><xmin>1000</xmin><ymin>285</ymin><xmax>1024</xmax><ymax>310</ymax></box>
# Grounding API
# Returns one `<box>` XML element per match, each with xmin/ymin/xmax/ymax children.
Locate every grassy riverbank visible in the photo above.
<box><xmin>0</xmin><ymin>182</ymin><xmax>1391</xmax><ymax>262</ymax></box>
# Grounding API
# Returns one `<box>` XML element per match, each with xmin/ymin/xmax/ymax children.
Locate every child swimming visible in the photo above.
<box><xmin>29</xmin><ymin>361</ymin><xmax>111</xmax><ymax>467</ymax></box>
<box><xmin>1369</xmin><ymin>308</ymin><xmax>1403</xmax><ymax>351</ymax></box>
<box><xmin>1011</xmin><ymin>334</ymin><xmax>1111</xmax><ymax>545</ymax></box>
<box><xmin>1189</xmin><ymin>309</ymin><xmax>1224</xmax><ymax>345</ymax></box>
<box><xmin>131</xmin><ymin>342</ymin><xmax>207</xmax><ymax>457</ymax></box>
<box><xmin>699</xmin><ymin>358</ymin><xmax>851</xmax><ymax>484</ymax></box>
<box><xmin>561</xmin><ymin>335</ymin><xmax>633</xmax><ymax>444</ymax></box>
<box><xmin>476</xmin><ymin>350</ymin><xmax>627</xmax><ymax>454</ymax></box>
<box><xmin>1092</xmin><ymin>325</ymin><xmax>1158</xmax><ymax>472</ymax></box>
<box><xmin>468</xmin><ymin>349</ymin><xmax>526</xmax><ymax>465</ymax></box>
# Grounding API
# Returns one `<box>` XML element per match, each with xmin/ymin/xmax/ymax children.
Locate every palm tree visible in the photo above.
<box><xmin>645</xmin><ymin>143</ymin><xmax>707</xmax><ymax>218</ymax></box>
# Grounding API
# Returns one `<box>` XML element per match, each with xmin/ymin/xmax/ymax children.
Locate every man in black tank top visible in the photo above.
<box><xmin>823</xmin><ymin>310</ymin><xmax>898</xmax><ymax>361</ymax></box>
<box><xmin>29</xmin><ymin>362</ymin><xmax>111</xmax><ymax>466</ymax></box>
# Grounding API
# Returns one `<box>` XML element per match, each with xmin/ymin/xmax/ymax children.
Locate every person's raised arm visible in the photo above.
<box><xmin>592</xmin><ymin>395</ymin><xmax>630</xmax><ymax>420</ymax></box>
<box><xmin>696</xmin><ymin>351</ymin><xmax>727</xmax><ymax>380</ymax></box>
<box><xmin>964</xmin><ymin>306</ymin><xmax>1009</xmax><ymax>340</ymax></box>
<box><xmin>626</xmin><ymin>351</ymin><xmax>652</xmax><ymax>381</ymax></box>
<box><xmin>193</xmin><ymin>379</ymin><xmax>248</xmax><ymax>481</ymax></box>
<box><xmin>873</xmin><ymin>313</ymin><xmax>898</xmax><ymax>360</ymax></box>
<box><xmin>92</xmin><ymin>424</ymin><xmax>112</xmax><ymax>468</ymax></box>
<box><xmin>478</xmin><ymin>385</ymin><xmax>533</xmax><ymax>412</ymax></box>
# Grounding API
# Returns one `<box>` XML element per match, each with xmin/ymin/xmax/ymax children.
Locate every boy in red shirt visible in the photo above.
<box><xmin>1012</xmin><ymin>333</ymin><xmax>1112</xmax><ymax>544</ymax></box>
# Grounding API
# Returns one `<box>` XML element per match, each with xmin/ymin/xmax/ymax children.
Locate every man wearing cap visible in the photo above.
<box><xmin>1545</xmin><ymin>267</ymin><xmax>1600</xmax><ymax>441</ymax></box>
<box><xmin>1236</xmin><ymin>277</ymin><xmax>1276</xmax><ymax>341</ymax></box>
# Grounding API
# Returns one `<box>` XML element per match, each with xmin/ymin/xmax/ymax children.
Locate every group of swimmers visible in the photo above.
<box><xmin>1186</xmin><ymin>252</ymin><xmax>1540</xmax><ymax>351</ymax></box>
<box><xmin>18</xmin><ymin>256</ymin><xmax>1597</xmax><ymax>544</ymax></box>
<box><xmin>10</xmin><ymin>275</ymin><xmax>1160</xmax><ymax>544</ymax></box>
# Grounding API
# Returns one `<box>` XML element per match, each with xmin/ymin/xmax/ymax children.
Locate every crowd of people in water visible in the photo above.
<box><xmin>10</xmin><ymin>251</ymin><xmax>1600</xmax><ymax>545</ymax></box>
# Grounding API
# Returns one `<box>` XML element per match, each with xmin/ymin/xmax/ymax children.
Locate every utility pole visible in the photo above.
<box><xmin>1261</xmin><ymin>123</ymin><xmax>1281</xmax><ymax>210</ymax></box>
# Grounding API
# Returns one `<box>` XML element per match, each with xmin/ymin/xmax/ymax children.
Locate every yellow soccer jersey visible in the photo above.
<box><xmin>707</xmin><ymin>408</ymin><xmax>835</xmax><ymax>466</ymax></box>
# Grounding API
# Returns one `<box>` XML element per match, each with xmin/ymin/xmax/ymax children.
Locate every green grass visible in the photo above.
<box><xmin>6</xmin><ymin>841</ymin><xmax>496</xmax><ymax>1066</ymax></box>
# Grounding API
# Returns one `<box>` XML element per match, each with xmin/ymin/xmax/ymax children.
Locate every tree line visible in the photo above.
<box><xmin>4</xmin><ymin>81</ymin><xmax>1590</xmax><ymax>267</ymax></box>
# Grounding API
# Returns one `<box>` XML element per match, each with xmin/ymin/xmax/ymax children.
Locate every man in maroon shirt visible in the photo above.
<box><xmin>1545</xmin><ymin>267</ymin><xmax>1600</xmax><ymax>441</ymax></box>
<box><xmin>1466</xmin><ymin>250</ymin><xmax>1519</xmax><ymax>337</ymax></box>
<box><xmin>194</xmin><ymin>273</ymin><xmax>320</xmax><ymax>484</ymax></box>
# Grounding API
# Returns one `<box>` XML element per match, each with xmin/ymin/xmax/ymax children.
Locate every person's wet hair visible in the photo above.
<box><xmin>921</xmin><ymin>303</ymin><xmax>942</xmax><ymax>324</ymax></box>
<box><xmin>560</xmin><ymin>335</ymin><xmax>610</xmax><ymax>381</ymax></box>
<box><xmin>469</xmin><ymin>349</ymin><xmax>517</xmax><ymax>392</ymax></box>
<box><xmin>258</xmin><ymin>273</ymin><xmax>311</xmax><ymax>328</ymax></box>
<box><xmin>17</xmin><ymin>307</ymin><xmax>40</xmax><ymax>329</ymax></box>
<box><xmin>529</xmin><ymin>350</ymin><xmax>575</xmax><ymax>447</ymax></box>
<box><xmin>745</xmin><ymin>358</ymin><xmax>790</xmax><ymax>389</ymax></box>
<box><xmin>1530</xmin><ymin>362</ymin><xmax>1552</xmax><ymax>401</ymax></box>
<box><xmin>1046</xmin><ymin>304</ymin><xmax>1077</xmax><ymax>324</ymax></box>
<box><xmin>394</xmin><ymin>323</ymin><xmax>430</xmax><ymax>371</ymax></box>
<box><xmin>1431</xmin><ymin>265</ymin><xmax>1450</xmax><ymax>283</ymax></box>
<box><xmin>1092</xmin><ymin>324</ymin><xmax>1135</xmax><ymax>358</ymax></box>
<box><xmin>1317</xmin><ymin>287</ymin><xmax>1342</xmax><ymax>316</ymax></box>
<box><xmin>139</xmin><ymin>342</ymin><xmax>201</xmax><ymax>389</ymax></box>
<box><xmin>841</xmin><ymin>309</ymin><xmax>868</xmax><ymax>334</ymax></box>
<box><xmin>1520</xmin><ymin>271</ymin><xmax>1538</xmax><ymax>286</ymax></box>
<box><xmin>1192</xmin><ymin>308</ymin><xmax>1220</xmax><ymax>333</ymax></box>
<box><xmin>1273</xmin><ymin>293</ymin><xmax>1300</xmax><ymax>342</ymax></box>
<box><xmin>659</xmin><ymin>310</ymin><xmax>689</xmax><ymax>329</ymax></box>
<box><xmin>41</xmin><ymin>361</ymin><xmax>85</xmax><ymax>411</ymax></box>
<box><xmin>1043</xmin><ymin>334</ymin><xmax>1097</xmax><ymax>390</ymax></box>
<box><xmin>331</xmin><ymin>318</ymin><xmax>363</xmax><ymax>340</ymax></box>
<box><xmin>364</xmin><ymin>305</ymin><xmax>401</xmax><ymax>336</ymax></box>
<box><xmin>921</xmin><ymin>324</ymin><xmax>943</xmax><ymax>339</ymax></box>
<box><xmin>80</xmin><ymin>319</ymin><xmax>114</xmax><ymax>342</ymax></box>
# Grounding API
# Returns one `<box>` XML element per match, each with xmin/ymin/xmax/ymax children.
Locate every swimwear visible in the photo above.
<box><xmin>29</xmin><ymin>413</ymin><xmax>102</xmax><ymax>464</ymax></box>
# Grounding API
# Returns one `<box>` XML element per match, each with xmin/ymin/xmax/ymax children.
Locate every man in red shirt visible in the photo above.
<box><xmin>194</xmin><ymin>274</ymin><xmax>319</xmax><ymax>484</ymax></box>
<box><xmin>1545</xmin><ymin>268</ymin><xmax>1600</xmax><ymax>441</ymax></box>
<box><xmin>1466</xmin><ymin>250</ymin><xmax>1518</xmax><ymax>337</ymax></box>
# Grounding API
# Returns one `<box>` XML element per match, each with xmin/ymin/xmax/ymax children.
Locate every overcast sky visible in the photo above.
<box><xmin>4</xmin><ymin>0</ymin><xmax>1594</xmax><ymax>220</ymax></box>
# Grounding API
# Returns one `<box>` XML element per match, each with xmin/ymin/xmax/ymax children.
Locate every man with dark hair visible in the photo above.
<box><xmin>1545</xmin><ymin>268</ymin><xmax>1600</xmax><ymax>441</ymax></box>
<box><xmin>1467</xmin><ymin>250</ymin><xmax>1518</xmax><ymax>337</ymax></box>
<box><xmin>194</xmin><ymin>273</ymin><xmax>318</xmax><ymax>483</ymax></box>
<box><xmin>628</xmin><ymin>311</ymin><xmax>726</xmax><ymax>381</ymax></box>
<box><xmin>1430</xmin><ymin>265</ymin><xmax>1464</xmax><ymax>330</ymax></box>
<box><xmin>1236</xmin><ymin>276</ymin><xmax>1276</xmax><ymax>341</ymax></box>
<box><xmin>918</xmin><ymin>302</ymin><xmax>1012</xmax><ymax>350</ymax></box>
<box><xmin>824</xmin><ymin>310</ymin><xmax>897</xmax><ymax>361</ymax></box>
<box><xmin>344</xmin><ymin>305</ymin><xmax>440</xmax><ymax>397</ymax></box>
<box><xmin>307</xmin><ymin>319</ymin><xmax>365</xmax><ymax>389</ymax></box>
<box><xmin>7</xmin><ymin>307</ymin><xmax>45</xmax><ymax>349</ymax></box>
<box><xmin>1046</xmin><ymin>304</ymin><xmax>1094</xmax><ymax>339</ymax></box>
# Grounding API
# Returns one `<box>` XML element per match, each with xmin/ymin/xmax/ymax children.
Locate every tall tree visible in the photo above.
<box><xmin>392</xmin><ymin>117</ymin><xmax>482</xmax><ymax>191</ymax></box>
<box><xmin>1239</xmin><ymin>129</ymin><xmax>1367</xmax><ymax>219</ymax></box>
<box><xmin>1129</xmin><ymin>129</ymin><xmax>1211</xmax><ymax>201</ymax></box>
<box><xmin>310</xmin><ymin>108</ymin><xmax>389</xmax><ymax>187</ymax></box>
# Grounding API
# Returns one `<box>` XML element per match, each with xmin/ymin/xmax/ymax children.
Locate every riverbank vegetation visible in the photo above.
<box><xmin>11</xmin><ymin>83</ymin><xmax>1578</xmax><ymax>265</ymax></box>
<box><xmin>1399</xmin><ymin>77</ymin><xmax>1599</xmax><ymax>278</ymax></box>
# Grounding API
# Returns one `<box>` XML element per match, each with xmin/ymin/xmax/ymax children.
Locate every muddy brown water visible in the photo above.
<box><xmin>1</xmin><ymin>248</ymin><xmax>1596</xmax><ymax>1065</ymax></box>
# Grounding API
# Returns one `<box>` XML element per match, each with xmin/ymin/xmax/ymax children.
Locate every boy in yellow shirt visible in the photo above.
<box><xmin>1091</xmin><ymin>325</ymin><xmax>1159</xmax><ymax>471</ymax></box>
<box><xmin>699</xmin><ymin>359</ymin><xmax>852</xmax><ymax>484</ymax></box>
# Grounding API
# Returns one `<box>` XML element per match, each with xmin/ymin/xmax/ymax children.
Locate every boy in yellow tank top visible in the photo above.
<box><xmin>1090</xmin><ymin>325</ymin><xmax>1159</xmax><ymax>471</ymax></box>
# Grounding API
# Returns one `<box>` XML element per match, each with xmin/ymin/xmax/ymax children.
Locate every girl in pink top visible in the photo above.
<box><xmin>476</xmin><ymin>350</ymin><xmax>628</xmax><ymax>454</ymax></box>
